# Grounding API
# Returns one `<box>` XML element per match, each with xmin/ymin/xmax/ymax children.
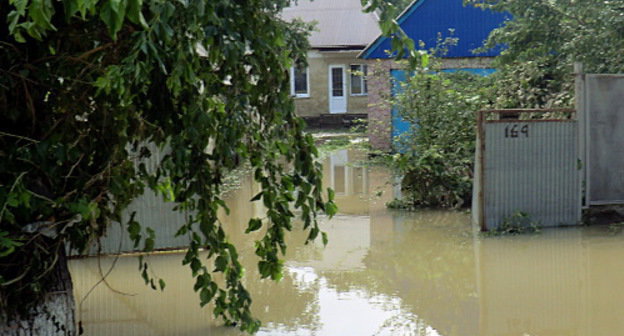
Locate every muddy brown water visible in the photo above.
<box><xmin>69</xmin><ymin>149</ymin><xmax>624</xmax><ymax>336</ymax></box>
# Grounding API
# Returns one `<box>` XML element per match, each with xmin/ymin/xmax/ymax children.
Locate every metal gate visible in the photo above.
<box><xmin>581</xmin><ymin>74</ymin><xmax>624</xmax><ymax>205</ymax></box>
<box><xmin>473</xmin><ymin>109</ymin><xmax>582</xmax><ymax>231</ymax></box>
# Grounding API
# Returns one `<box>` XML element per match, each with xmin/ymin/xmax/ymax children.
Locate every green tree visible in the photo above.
<box><xmin>0</xmin><ymin>0</ymin><xmax>334</xmax><ymax>334</ymax></box>
<box><xmin>391</xmin><ymin>53</ymin><xmax>494</xmax><ymax>208</ymax></box>
<box><xmin>470</xmin><ymin>0</ymin><xmax>624</xmax><ymax>107</ymax></box>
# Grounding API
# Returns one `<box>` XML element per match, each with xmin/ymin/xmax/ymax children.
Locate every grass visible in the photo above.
<box><xmin>482</xmin><ymin>211</ymin><xmax>542</xmax><ymax>236</ymax></box>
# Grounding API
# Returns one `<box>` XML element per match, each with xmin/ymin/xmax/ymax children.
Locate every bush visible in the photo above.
<box><xmin>392</xmin><ymin>53</ymin><xmax>495</xmax><ymax>208</ymax></box>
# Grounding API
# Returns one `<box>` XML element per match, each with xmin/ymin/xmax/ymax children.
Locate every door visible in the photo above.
<box><xmin>329</xmin><ymin>65</ymin><xmax>347</xmax><ymax>113</ymax></box>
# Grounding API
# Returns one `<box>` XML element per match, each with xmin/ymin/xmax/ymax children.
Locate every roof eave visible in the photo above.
<box><xmin>358</xmin><ymin>0</ymin><xmax>427</xmax><ymax>59</ymax></box>
<box><xmin>358</xmin><ymin>35</ymin><xmax>383</xmax><ymax>59</ymax></box>
<box><xmin>312</xmin><ymin>45</ymin><xmax>367</xmax><ymax>51</ymax></box>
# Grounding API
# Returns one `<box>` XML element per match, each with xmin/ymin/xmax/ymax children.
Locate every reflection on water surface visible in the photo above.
<box><xmin>70</xmin><ymin>149</ymin><xmax>624</xmax><ymax>335</ymax></box>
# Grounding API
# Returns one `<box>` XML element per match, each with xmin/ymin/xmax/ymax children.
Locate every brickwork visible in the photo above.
<box><xmin>367</xmin><ymin>59</ymin><xmax>400</xmax><ymax>151</ymax></box>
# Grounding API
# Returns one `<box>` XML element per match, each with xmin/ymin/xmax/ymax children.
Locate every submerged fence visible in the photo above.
<box><xmin>473</xmin><ymin>109</ymin><xmax>582</xmax><ymax>231</ymax></box>
<box><xmin>581</xmin><ymin>74</ymin><xmax>624</xmax><ymax>205</ymax></box>
<box><xmin>474</xmin><ymin>67</ymin><xmax>624</xmax><ymax>231</ymax></box>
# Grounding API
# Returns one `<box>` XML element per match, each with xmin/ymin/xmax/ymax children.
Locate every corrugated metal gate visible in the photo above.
<box><xmin>582</xmin><ymin>74</ymin><xmax>624</xmax><ymax>205</ymax></box>
<box><xmin>474</xmin><ymin>110</ymin><xmax>582</xmax><ymax>230</ymax></box>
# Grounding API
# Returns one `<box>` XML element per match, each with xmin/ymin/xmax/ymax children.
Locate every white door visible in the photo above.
<box><xmin>329</xmin><ymin>65</ymin><xmax>347</xmax><ymax>113</ymax></box>
<box><xmin>329</xmin><ymin>149</ymin><xmax>349</xmax><ymax>195</ymax></box>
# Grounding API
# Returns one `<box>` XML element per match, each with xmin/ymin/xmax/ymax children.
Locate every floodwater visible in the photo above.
<box><xmin>69</xmin><ymin>149</ymin><xmax>624</xmax><ymax>336</ymax></box>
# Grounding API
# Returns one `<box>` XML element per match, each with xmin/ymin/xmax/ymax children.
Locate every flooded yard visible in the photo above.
<box><xmin>69</xmin><ymin>149</ymin><xmax>624</xmax><ymax>336</ymax></box>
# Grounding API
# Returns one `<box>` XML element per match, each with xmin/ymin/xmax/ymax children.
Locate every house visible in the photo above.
<box><xmin>359</xmin><ymin>0</ymin><xmax>509</xmax><ymax>150</ymax></box>
<box><xmin>281</xmin><ymin>0</ymin><xmax>381</xmax><ymax>127</ymax></box>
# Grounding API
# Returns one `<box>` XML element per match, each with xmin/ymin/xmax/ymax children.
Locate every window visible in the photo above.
<box><xmin>350</xmin><ymin>64</ymin><xmax>368</xmax><ymax>96</ymax></box>
<box><xmin>290</xmin><ymin>62</ymin><xmax>309</xmax><ymax>98</ymax></box>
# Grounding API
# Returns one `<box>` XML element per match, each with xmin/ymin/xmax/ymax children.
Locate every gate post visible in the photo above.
<box><xmin>574</xmin><ymin>62</ymin><xmax>588</xmax><ymax>209</ymax></box>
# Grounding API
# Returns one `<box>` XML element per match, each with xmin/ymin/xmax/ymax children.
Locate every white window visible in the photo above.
<box><xmin>290</xmin><ymin>62</ymin><xmax>310</xmax><ymax>98</ymax></box>
<box><xmin>350</xmin><ymin>64</ymin><xmax>368</xmax><ymax>96</ymax></box>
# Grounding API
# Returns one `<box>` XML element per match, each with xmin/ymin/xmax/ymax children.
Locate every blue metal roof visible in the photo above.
<box><xmin>361</xmin><ymin>0</ymin><xmax>510</xmax><ymax>59</ymax></box>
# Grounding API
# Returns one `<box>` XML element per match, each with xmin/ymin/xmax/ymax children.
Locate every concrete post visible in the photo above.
<box><xmin>574</xmin><ymin>62</ymin><xmax>587</xmax><ymax>209</ymax></box>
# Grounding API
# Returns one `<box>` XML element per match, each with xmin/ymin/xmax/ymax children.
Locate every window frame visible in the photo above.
<box><xmin>290</xmin><ymin>64</ymin><xmax>310</xmax><ymax>98</ymax></box>
<box><xmin>350</xmin><ymin>64</ymin><xmax>368</xmax><ymax>96</ymax></box>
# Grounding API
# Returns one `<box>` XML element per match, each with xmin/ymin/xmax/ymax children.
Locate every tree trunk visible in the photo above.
<box><xmin>1</xmin><ymin>250</ymin><xmax>76</xmax><ymax>336</ymax></box>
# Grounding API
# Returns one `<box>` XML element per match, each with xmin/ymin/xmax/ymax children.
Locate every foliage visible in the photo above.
<box><xmin>483</xmin><ymin>211</ymin><xmax>541</xmax><ymax>236</ymax></box>
<box><xmin>487</xmin><ymin>57</ymin><xmax>573</xmax><ymax>108</ymax></box>
<box><xmin>361</xmin><ymin>1</ymin><xmax>495</xmax><ymax>208</ymax></box>
<box><xmin>315</xmin><ymin>134</ymin><xmax>369</xmax><ymax>158</ymax></box>
<box><xmin>385</xmin><ymin>198</ymin><xmax>414</xmax><ymax>210</ymax></box>
<box><xmin>469</xmin><ymin>0</ymin><xmax>624</xmax><ymax>107</ymax></box>
<box><xmin>392</xmin><ymin>53</ymin><xmax>495</xmax><ymax>208</ymax></box>
<box><xmin>317</xmin><ymin>137</ymin><xmax>351</xmax><ymax>152</ymax></box>
<box><xmin>384</xmin><ymin>0</ymin><xmax>413</xmax><ymax>14</ymax></box>
<box><xmin>361</xmin><ymin>0</ymin><xmax>420</xmax><ymax>66</ymax></box>
<box><xmin>0</xmin><ymin>0</ymin><xmax>335</xmax><ymax>332</ymax></box>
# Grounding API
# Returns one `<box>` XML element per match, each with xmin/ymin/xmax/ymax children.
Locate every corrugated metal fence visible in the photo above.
<box><xmin>474</xmin><ymin>110</ymin><xmax>582</xmax><ymax>231</ymax></box>
<box><xmin>582</xmin><ymin>74</ymin><xmax>624</xmax><ymax>205</ymax></box>
<box><xmin>73</xmin><ymin>145</ymin><xmax>192</xmax><ymax>256</ymax></box>
<box><xmin>71</xmin><ymin>143</ymin><xmax>266</xmax><ymax>256</ymax></box>
<box><xmin>89</xmin><ymin>188</ymin><xmax>192</xmax><ymax>255</ymax></box>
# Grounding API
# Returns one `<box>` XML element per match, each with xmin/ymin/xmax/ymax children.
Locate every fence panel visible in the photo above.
<box><xmin>475</xmin><ymin>110</ymin><xmax>581</xmax><ymax>230</ymax></box>
<box><xmin>585</xmin><ymin>74</ymin><xmax>624</xmax><ymax>205</ymax></box>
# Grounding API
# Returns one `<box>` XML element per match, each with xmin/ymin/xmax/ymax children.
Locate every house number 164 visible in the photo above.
<box><xmin>504</xmin><ymin>124</ymin><xmax>529</xmax><ymax>138</ymax></box>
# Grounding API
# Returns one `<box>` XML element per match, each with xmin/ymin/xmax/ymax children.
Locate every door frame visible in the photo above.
<box><xmin>328</xmin><ymin>65</ymin><xmax>347</xmax><ymax>114</ymax></box>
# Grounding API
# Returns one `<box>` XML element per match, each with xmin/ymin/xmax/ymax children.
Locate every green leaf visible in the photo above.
<box><xmin>190</xmin><ymin>258</ymin><xmax>201</xmax><ymax>275</ymax></box>
<box><xmin>127</xmin><ymin>212</ymin><xmax>141</xmax><ymax>247</ymax></box>
<box><xmin>199</xmin><ymin>285</ymin><xmax>216</xmax><ymax>307</ymax></box>
<box><xmin>7</xmin><ymin>11</ymin><xmax>21</xmax><ymax>34</ymax></box>
<box><xmin>193</xmin><ymin>274</ymin><xmax>205</xmax><ymax>291</ymax></box>
<box><xmin>421</xmin><ymin>52</ymin><xmax>430</xmax><ymax>68</ymax></box>
<box><xmin>245</xmin><ymin>218</ymin><xmax>262</xmax><ymax>233</ymax></box>
<box><xmin>28</xmin><ymin>0</ymin><xmax>56</xmax><ymax>32</ymax></box>
<box><xmin>63</xmin><ymin>0</ymin><xmax>81</xmax><ymax>18</ymax></box>
<box><xmin>327</xmin><ymin>188</ymin><xmax>335</xmax><ymax>201</ymax></box>
<box><xmin>126</xmin><ymin>0</ymin><xmax>142</xmax><ymax>24</ymax></box>
<box><xmin>307</xmin><ymin>227</ymin><xmax>319</xmax><ymax>241</ymax></box>
<box><xmin>175</xmin><ymin>225</ymin><xmax>188</xmax><ymax>237</ymax></box>
<box><xmin>10</xmin><ymin>0</ymin><xmax>28</xmax><ymax>14</ymax></box>
<box><xmin>144</xmin><ymin>227</ymin><xmax>155</xmax><ymax>251</ymax></box>
<box><xmin>6</xmin><ymin>194</ymin><xmax>19</xmax><ymax>207</ymax></box>
<box><xmin>0</xmin><ymin>231</ymin><xmax>22</xmax><ymax>258</ymax></box>
<box><xmin>144</xmin><ymin>237</ymin><xmax>154</xmax><ymax>251</ymax></box>
<box><xmin>128</xmin><ymin>221</ymin><xmax>140</xmax><ymax>238</ymax></box>
<box><xmin>325</xmin><ymin>201</ymin><xmax>338</xmax><ymax>217</ymax></box>
<box><xmin>214</xmin><ymin>255</ymin><xmax>228</xmax><ymax>272</ymax></box>
<box><xmin>99</xmin><ymin>0</ymin><xmax>127</xmax><ymax>38</ymax></box>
